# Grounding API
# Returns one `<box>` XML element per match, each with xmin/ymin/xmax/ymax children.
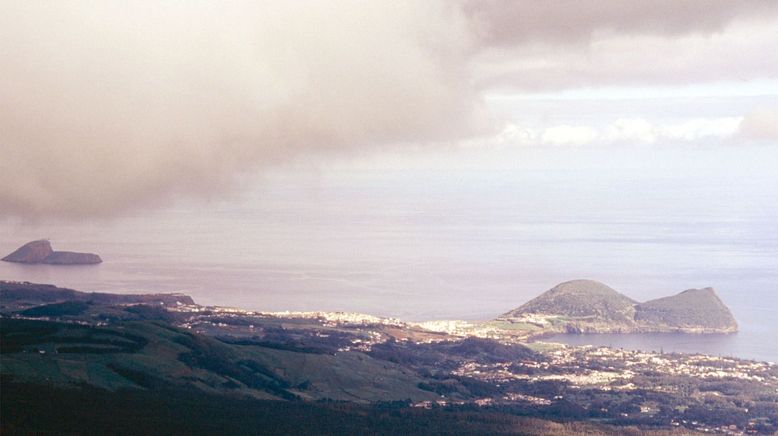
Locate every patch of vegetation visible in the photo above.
<box><xmin>18</xmin><ymin>301</ymin><xmax>91</xmax><ymax>317</ymax></box>
<box><xmin>484</xmin><ymin>320</ymin><xmax>540</xmax><ymax>331</ymax></box>
<box><xmin>174</xmin><ymin>334</ymin><xmax>297</xmax><ymax>400</ymax></box>
<box><xmin>0</xmin><ymin>318</ymin><xmax>147</xmax><ymax>354</ymax></box>
<box><xmin>123</xmin><ymin>304</ymin><xmax>176</xmax><ymax>322</ymax></box>
<box><xmin>106</xmin><ymin>363</ymin><xmax>173</xmax><ymax>389</ymax></box>
<box><xmin>368</xmin><ymin>336</ymin><xmax>538</xmax><ymax>371</ymax></box>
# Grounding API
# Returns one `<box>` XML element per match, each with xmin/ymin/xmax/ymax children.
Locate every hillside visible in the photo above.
<box><xmin>502</xmin><ymin>280</ymin><xmax>637</xmax><ymax>326</ymax></box>
<box><xmin>2</xmin><ymin>281</ymin><xmax>773</xmax><ymax>435</ymax></box>
<box><xmin>0</xmin><ymin>281</ymin><xmax>533</xmax><ymax>404</ymax></box>
<box><xmin>635</xmin><ymin>288</ymin><xmax>738</xmax><ymax>332</ymax></box>
<box><xmin>500</xmin><ymin>280</ymin><xmax>737</xmax><ymax>334</ymax></box>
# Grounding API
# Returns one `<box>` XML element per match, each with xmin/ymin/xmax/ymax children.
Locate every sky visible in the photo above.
<box><xmin>1</xmin><ymin>0</ymin><xmax>777</xmax><ymax>221</ymax></box>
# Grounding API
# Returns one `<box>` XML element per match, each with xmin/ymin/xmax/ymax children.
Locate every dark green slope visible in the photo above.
<box><xmin>0</xmin><ymin>317</ymin><xmax>438</xmax><ymax>403</ymax></box>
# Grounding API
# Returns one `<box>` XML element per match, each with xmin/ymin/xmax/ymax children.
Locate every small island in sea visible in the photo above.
<box><xmin>1</xmin><ymin>279</ymin><xmax>774</xmax><ymax>435</ymax></box>
<box><xmin>2</xmin><ymin>240</ymin><xmax>102</xmax><ymax>265</ymax></box>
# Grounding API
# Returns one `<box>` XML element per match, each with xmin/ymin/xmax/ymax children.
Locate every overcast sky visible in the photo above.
<box><xmin>1</xmin><ymin>1</ymin><xmax>777</xmax><ymax>220</ymax></box>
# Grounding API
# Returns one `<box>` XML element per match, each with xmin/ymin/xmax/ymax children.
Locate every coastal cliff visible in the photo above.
<box><xmin>0</xmin><ymin>281</ymin><xmax>194</xmax><ymax>310</ymax></box>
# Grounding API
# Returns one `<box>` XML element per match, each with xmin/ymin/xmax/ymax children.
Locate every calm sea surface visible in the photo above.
<box><xmin>1</xmin><ymin>170</ymin><xmax>776</xmax><ymax>362</ymax></box>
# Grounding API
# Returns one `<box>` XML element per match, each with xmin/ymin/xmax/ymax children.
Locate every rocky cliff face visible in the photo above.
<box><xmin>42</xmin><ymin>251</ymin><xmax>102</xmax><ymax>265</ymax></box>
<box><xmin>2</xmin><ymin>240</ymin><xmax>102</xmax><ymax>265</ymax></box>
<box><xmin>1</xmin><ymin>240</ymin><xmax>54</xmax><ymax>263</ymax></box>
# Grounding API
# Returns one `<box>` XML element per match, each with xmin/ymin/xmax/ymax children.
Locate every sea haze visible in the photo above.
<box><xmin>1</xmin><ymin>169</ymin><xmax>776</xmax><ymax>362</ymax></box>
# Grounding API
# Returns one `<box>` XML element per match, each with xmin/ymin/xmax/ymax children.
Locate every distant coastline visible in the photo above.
<box><xmin>0</xmin><ymin>278</ymin><xmax>740</xmax><ymax>346</ymax></box>
<box><xmin>2</xmin><ymin>279</ymin><xmax>776</xmax><ymax>435</ymax></box>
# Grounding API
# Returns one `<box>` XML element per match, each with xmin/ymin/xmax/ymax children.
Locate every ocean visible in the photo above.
<box><xmin>2</xmin><ymin>169</ymin><xmax>776</xmax><ymax>362</ymax></box>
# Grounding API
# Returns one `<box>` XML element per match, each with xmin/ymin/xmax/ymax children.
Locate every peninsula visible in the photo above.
<box><xmin>499</xmin><ymin>279</ymin><xmax>738</xmax><ymax>335</ymax></box>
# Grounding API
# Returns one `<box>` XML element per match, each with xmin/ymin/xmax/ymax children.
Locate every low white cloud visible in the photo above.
<box><xmin>603</xmin><ymin>119</ymin><xmax>656</xmax><ymax>144</ymax></box>
<box><xmin>659</xmin><ymin>118</ymin><xmax>744</xmax><ymax>142</ymax></box>
<box><xmin>541</xmin><ymin>125</ymin><xmax>600</xmax><ymax>146</ymax></box>
<box><xmin>481</xmin><ymin>116</ymin><xmax>742</xmax><ymax>148</ymax></box>
<box><xmin>737</xmin><ymin>109</ymin><xmax>778</xmax><ymax>142</ymax></box>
